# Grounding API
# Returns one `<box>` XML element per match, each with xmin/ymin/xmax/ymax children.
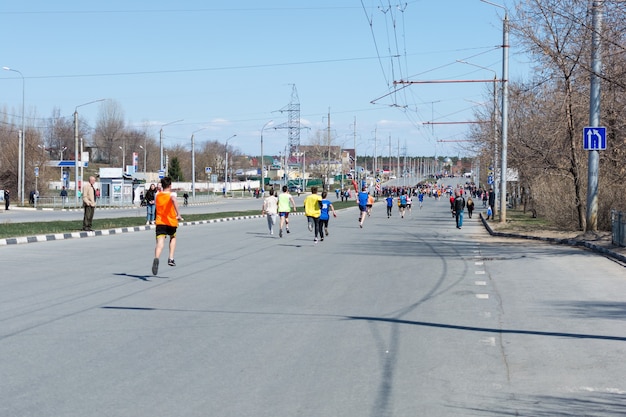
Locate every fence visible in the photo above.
<box><xmin>611</xmin><ymin>210</ymin><xmax>626</xmax><ymax>247</ymax></box>
<box><xmin>32</xmin><ymin>193</ymin><xmax>220</xmax><ymax>210</ymax></box>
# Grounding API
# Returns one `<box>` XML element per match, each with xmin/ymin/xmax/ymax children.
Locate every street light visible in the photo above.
<box><xmin>60</xmin><ymin>146</ymin><xmax>68</xmax><ymax>185</ymax></box>
<box><xmin>223</xmin><ymin>134</ymin><xmax>237</xmax><ymax>195</ymax></box>
<box><xmin>139</xmin><ymin>145</ymin><xmax>146</xmax><ymax>174</ymax></box>
<box><xmin>160</xmin><ymin>119</ymin><xmax>184</xmax><ymax>173</ymax></box>
<box><xmin>260</xmin><ymin>120</ymin><xmax>273</xmax><ymax>192</ymax></box>
<box><xmin>3</xmin><ymin>66</ymin><xmax>25</xmax><ymax>205</ymax></box>
<box><xmin>118</xmin><ymin>145</ymin><xmax>125</xmax><ymax>172</ymax></box>
<box><xmin>480</xmin><ymin>0</ymin><xmax>509</xmax><ymax>223</ymax></box>
<box><xmin>190</xmin><ymin>128</ymin><xmax>208</xmax><ymax>199</ymax></box>
<box><xmin>74</xmin><ymin>99</ymin><xmax>105</xmax><ymax>205</ymax></box>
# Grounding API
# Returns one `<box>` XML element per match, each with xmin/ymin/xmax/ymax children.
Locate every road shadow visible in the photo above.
<box><xmin>456</xmin><ymin>391</ymin><xmax>626</xmax><ymax>416</ymax></box>
<box><xmin>552</xmin><ymin>301</ymin><xmax>626</xmax><ymax>320</ymax></box>
<box><xmin>113</xmin><ymin>272</ymin><xmax>155</xmax><ymax>281</ymax></box>
<box><xmin>345</xmin><ymin>315</ymin><xmax>626</xmax><ymax>342</ymax></box>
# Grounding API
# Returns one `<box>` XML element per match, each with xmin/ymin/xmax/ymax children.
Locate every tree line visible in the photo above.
<box><xmin>468</xmin><ymin>0</ymin><xmax>626</xmax><ymax>231</ymax></box>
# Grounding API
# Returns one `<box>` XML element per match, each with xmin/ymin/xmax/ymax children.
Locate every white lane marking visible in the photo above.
<box><xmin>475</xmin><ymin>261</ymin><xmax>484</xmax><ymax>266</ymax></box>
<box><xmin>475</xmin><ymin>270</ymin><xmax>486</xmax><ymax>275</ymax></box>
<box><xmin>476</xmin><ymin>294</ymin><xmax>489</xmax><ymax>299</ymax></box>
<box><xmin>481</xmin><ymin>337</ymin><xmax>496</xmax><ymax>346</ymax></box>
<box><xmin>475</xmin><ymin>281</ymin><xmax>487</xmax><ymax>286</ymax></box>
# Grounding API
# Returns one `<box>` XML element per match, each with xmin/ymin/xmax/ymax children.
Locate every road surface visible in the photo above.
<box><xmin>1</xmin><ymin>189</ymin><xmax>625</xmax><ymax>416</ymax></box>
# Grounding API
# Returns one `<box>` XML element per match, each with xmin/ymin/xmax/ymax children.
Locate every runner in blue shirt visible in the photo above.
<box><xmin>358</xmin><ymin>187</ymin><xmax>369</xmax><ymax>228</ymax></box>
<box><xmin>385</xmin><ymin>195</ymin><xmax>394</xmax><ymax>218</ymax></box>
<box><xmin>399</xmin><ymin>192</ymin><xmax>407</xmax><ymax>218</ymax></box>
<box><xmin>319</xmin><ymin>191</ymin><xmax>337</xmax><ymax>241</ymax></box>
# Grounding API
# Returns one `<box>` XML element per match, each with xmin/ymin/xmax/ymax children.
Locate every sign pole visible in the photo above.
<box><xmin>586</xmin><ymin>0</ymin><xmax>603</xmax><ymax>232</ymax></box>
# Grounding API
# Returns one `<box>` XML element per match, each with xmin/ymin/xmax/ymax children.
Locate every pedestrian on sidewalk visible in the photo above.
<box><xmin>466</xmin><ymin>197</ymin><xmax>475</xmax><ymax>218</ymax></box>
<box><xmin>82</xmin><ymin>176</ymin><xmax>97</xmax><ymax>231</ymax></box>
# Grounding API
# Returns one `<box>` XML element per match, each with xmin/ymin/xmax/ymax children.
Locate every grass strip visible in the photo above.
<box><xmin>0</xmin><ymin>200</ymin><xmax>360</xmax><ymax>239</ymax></box>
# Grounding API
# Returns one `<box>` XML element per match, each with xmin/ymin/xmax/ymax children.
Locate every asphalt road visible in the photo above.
<box><xmin>1</xmin><ymin>190</ymin><xmax>625</xmax><ymax>416</ymax></box>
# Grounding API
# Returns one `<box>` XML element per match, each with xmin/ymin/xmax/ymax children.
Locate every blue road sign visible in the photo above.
<box><xmin>205</xmin><ymin>167</ymin><xmax>212</xmax><ymax>174</ymax></box>
<box><xmin>487</xmin><ymin>175</ymin><xmax>494</xmax><ymax>185</ymax></box>
<box><xmin>46</xmin><ymin>160</ymin><xmax>87</xmax><ymax>167</ymax></box>
<box><xmin>583</xmin><ymin>126</ymin><xmax>606</xmax><ymax>150</ymax></box>
<box><xmin>158</xmin><ymin>170</ymin><xmax>165</xmax><ymax>179</ymax></box>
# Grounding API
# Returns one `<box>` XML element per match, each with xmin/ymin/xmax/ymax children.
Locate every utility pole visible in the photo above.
<box><xmin>397</xmin><ymin>138</ymin><xmax>400</xmax><ymax>181</ymax></box>
<box><xmin>499</xmin><ymin>9</ymin><xmax>509</xmax><ymax>223</ymax></box>
<box><xmin>353</xmin><ymin>116</ymin><xmax>357</xmax><ymax>185</ymax></box>
<box><xmin>586</xmin><ymin>0</ymin><xmax>603</xmax><ymax>232</ymax></box>
<box><xmin>388</xmin><ymin>135</ymin><xmax>392</xmax><ymax>177</ymax></box>
<box><xmin>327</xmin><ymin>108</ymin><xmax>331</xmax><ymax>191</ymax></box>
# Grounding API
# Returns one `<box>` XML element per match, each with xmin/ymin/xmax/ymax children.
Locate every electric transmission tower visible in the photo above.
<box><xmin>274</xmin><ymin>84</ymin><xmax>304</xmax><ymax>160</ymax></box>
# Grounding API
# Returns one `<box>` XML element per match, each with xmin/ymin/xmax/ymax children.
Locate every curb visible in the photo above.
<box><xmin>479</xmin><ymin>213</ymin><xmax>626</xmax><ymax>265</ymax></box>
<box><xmin>0</xmin><ymin>213</ymin><xmax>304</xmax><ymax>246</ymax></box>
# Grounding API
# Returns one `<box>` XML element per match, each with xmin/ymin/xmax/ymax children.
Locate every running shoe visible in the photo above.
<box><xmin>324</xmin><ymin>228</ymin><xmax>329</xmax><ymax>236</ymax></box>
<box><xmin>152</xmin><ymin>258</ymin><xmax>159</xmax><ymax>275</ymax></box>
<box><xmin>286</xmin><ymin>227</ymin><xmax>290</xmax><ymax>233</ymax></box>
<box><xmin>314</xmin><ymin>237</ymin><xmax>318</xmax><ymax>244</ymax></box>
<box><xmin>168</xmin><ymin>258</ymin><xmax>176</xmax><ymax>266</ymax></box>
<box><xmin>279</xmin><ymin>229</ymin><xmax>283</xmax><ymax>238</ymax></box>
<box><xmin>308</xmin><ymin>223</ymin><xmax>313</xmax><ymax>232</ymax></box>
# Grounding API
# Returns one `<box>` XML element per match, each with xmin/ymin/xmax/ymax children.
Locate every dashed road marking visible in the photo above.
<box><xmin>480</xmin><ymin>337</ymin><xmax>496</xmax><ymax>346</ymax></box>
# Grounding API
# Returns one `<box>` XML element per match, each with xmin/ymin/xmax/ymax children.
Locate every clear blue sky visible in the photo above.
<box><xmin>1</xmin><ymin>0</ymin><xmax>522</xmax><ymax>159</ymax></box>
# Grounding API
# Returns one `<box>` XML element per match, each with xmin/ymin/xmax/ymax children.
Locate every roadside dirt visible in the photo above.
<box><xmin>485</xmin><ymin>217</ymin><xmax>626</xmax><ymax>260</ymax></box>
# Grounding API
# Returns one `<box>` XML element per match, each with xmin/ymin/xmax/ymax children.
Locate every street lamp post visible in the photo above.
<box><xmin>261</xmin><ymin>121</ymin><xmax>273</xmax><ymax>192</ymax></box>
<box><xmin>3</xmin><ymin>67</ymin><xmax>25</xmax><ymax>205</ymax></box>
<box><xmin>224</xmin><ymin>134</ymin><xmax>237</xmax><ymax>195</ymax></box>
<box><xmin>60</xmin><ymin>146</ymin><xmax>68</xmax><ymax>185</ymax></box>
<box><xmin>191</xmin><ymin>128</ymin><xmax>208</xmax><ymax>199</ymax></box>
<box><xmin>160</xmin><ymin>119</ymin><xmax>184</xmax><ymax>174</ymax></box>
<box><xmin>118</xmin><ymin>145</ymin><xmax>125</xmax><ymax>172</ymax></box>
<box><xmin>139</xmin><ymin>145</ymin><xmax>146</xmax><ymax>173</ymax></box>
<box><xmin>74</xmin><ymin>99</ymin><xmax>105</xmax><ymax>206</ymax></box>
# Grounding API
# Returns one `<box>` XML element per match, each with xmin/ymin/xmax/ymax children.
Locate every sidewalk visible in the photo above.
<box><xmin>480</xmin><ymin>213</ymin><xmax>626</xmax><ymax>265</ymax></box>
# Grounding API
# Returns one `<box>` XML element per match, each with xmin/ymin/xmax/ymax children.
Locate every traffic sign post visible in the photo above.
<box><xmin>583</xmin><ymin>126</ymin><xmax>606</xmax><ymax>150</ymax></box>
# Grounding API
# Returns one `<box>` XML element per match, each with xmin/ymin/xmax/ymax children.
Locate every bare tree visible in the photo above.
<box><xmin>93</xmin><ymin>100</ymin><xmax>126</xmax><ymax>164</ymax></box>
<box><xmin>44</xmin><ymin>107</ymin><xmax>79</xmax><ymax>160</ymax></box>
<box><xmin>511</xmin><ymin>0</ymin><xmax>592</xmax><ymax>229</ymax></box>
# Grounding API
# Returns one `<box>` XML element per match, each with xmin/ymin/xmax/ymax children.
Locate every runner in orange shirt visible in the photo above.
<box><xmin>152</xmin><ymin>177</ymin><xmax>184</xmax><ymax>275</ymax></box>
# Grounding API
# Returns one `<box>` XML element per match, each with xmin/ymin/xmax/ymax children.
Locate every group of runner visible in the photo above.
<box><xmin>151</xmin><ymin>177</ymin><xmax>485</xmax><ymax>274</ymax></box>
